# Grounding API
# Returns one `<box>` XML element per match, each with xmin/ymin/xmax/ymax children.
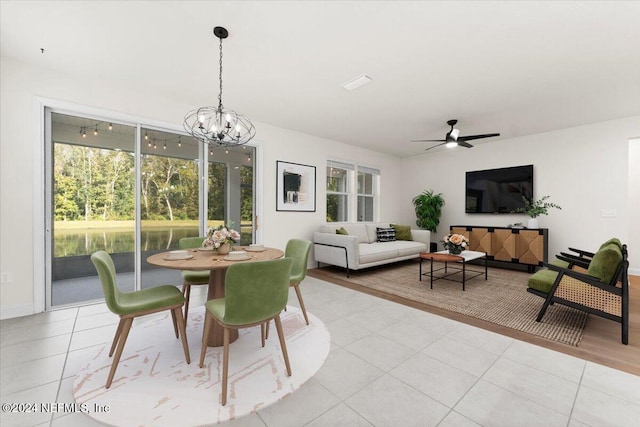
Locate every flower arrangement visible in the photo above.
<box><xmin>441</xmin><ymin>233</ymin><xmax>469</xmax><ymax>255</ymax></box>
<box><xmin>204</xmin><ymin>224</ymin><xmax>241</xmax><ymax>249</ymax></box>
<box><xmin>512</xmin><ymin>195</ymin><xmax>561</xmax><ymax>218</ymax></box>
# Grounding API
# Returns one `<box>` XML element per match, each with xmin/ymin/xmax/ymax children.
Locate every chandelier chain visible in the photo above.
<box><xmin>218</xmin><ymin>37</ymin><xmax>224</xmax><ymax>110</ymax></box>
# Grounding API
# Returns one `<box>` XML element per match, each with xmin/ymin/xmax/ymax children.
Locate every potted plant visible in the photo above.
<box><xmin>412</xmin><ymin>189</ymin><xmax>445</xmax><ymax>235</ymax></box>
<box><xmin>512</xmin><ymin>195</ymin><xmax>561</xmax><ymax>228</ymax></box>
<box><xmin>441</xmin><ymin>233</ymin><xmax>469</xmax><ymax>255</ymax></box>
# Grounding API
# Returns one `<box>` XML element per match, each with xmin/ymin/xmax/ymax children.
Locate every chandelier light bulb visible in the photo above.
<box><xmin>93</xmin><ymin>126</ymin><xmax>98</xmax><ymax>136</ymax></box>
<box><xmin>108</xmin><ymin>123</ymin><xmax>113</xmax><ymax>130</ymax></box>
<box><xmin>144</xmin><ymin>132</ymin><xmax>148</xmax><ymax>140</ymax></box>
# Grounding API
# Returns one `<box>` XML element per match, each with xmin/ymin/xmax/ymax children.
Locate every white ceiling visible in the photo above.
<box><xmin>2</xmin><ymin>1</ymin><xmax>639</xmax><ymax>157</ymax></box>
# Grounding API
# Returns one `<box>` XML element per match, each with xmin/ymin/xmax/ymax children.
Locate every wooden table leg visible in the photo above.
<box><xmin>206</xmin><ymin>268</ymin><xmax>239</xmax><ymax>347</ymax></box>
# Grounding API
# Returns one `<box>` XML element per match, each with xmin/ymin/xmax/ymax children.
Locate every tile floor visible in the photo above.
<box><xmin>1</xmin><ymin>276</ymin><xmax>639</xmax><ymax>427</ymax></box>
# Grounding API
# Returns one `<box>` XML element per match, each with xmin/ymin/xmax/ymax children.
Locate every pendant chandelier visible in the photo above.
<box><xmin>183</xmin><ymin>26</ymin><xmax>256</xmax><ymax>147</ymax></box>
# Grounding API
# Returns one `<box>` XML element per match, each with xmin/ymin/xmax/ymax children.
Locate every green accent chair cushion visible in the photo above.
<box><xmin>587</xmin><ymin>243</ymin><xmax>623</xmax><ymax>284</ymax></box>
<box><xmin>336</xmin><ymin>227</ymin><xmax>349</xmax><ymax>235</ymax></box>
<box><xmin>527</xmin><ymin>268</ymin><xmax>559</xmax><ymax>294</ymax></box>
<box><xmin>391</xmin><ymin>224</ymin><xmax>413</xmax><ymax>241</ymax></box>
<box><xmin>551</xmin><ymin>259</ymin><xmax>570</xmax><ymax>269</ymax></box>
<box><xmin>599</xmin><ymin>238</ymin><xmax>622</xmax><ymax>251</ymax></box>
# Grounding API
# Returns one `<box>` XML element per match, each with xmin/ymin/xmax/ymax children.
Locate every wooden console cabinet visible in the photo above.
<box><xmin>450</xmin><ymin>225</ymin><xmax>548</xmax><ymax>271</ymax></box>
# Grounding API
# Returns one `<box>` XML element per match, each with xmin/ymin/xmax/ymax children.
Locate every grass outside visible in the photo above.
<box><xmin>54</xmin><ymin>220</ymin><xmax>252</xmax><ymax>230</ymax></box>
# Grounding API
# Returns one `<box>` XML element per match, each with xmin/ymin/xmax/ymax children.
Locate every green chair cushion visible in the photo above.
<box><xmin>179</xmin><ymin>237</ymin><xmax>206</xmax><ymax>249</ymax></box>
<box><xmin>598</xmin><ymin>238</ymin><xmax>622</xmax><ymax>251</ymax></box>
<box><xmin>204</xmin><ymin>298</ymin><xmax>226</xmax><ymax>321</ymax></box>
<box><xmin>551</xmin><ymin>259</ymin><xmax>570</xmax><ymax>269</ymax></box>
<box><xmin>391</xmin><ymin>224</ymin><xmax>413</xmax><ymax>241</ymax></box>
<box><xmin>527</xmin><ymin>269</ymin><xmax>559</xmax><ymax>294</ymax></box>
<box><xmin>222</xmin><ymin>258</ymin><xmax>293</xmax><ymax>326</ymax></box>
<box><xmin>336</xmin><ymin>227</ymin><xmax>349</xmax><ymax>235</ymax></box>
<box><xmin>286</xmin><ymin>239</ymin><xmax>312</xmax><ymax>284</ymax></box>
<box><xmin>587</xmin><ymin>243</ymin><xmax>623</xmax><ymax>284</ymax></box>
<box><xmin>181</xmin><ymin>270</ymin><xmax>210</xmax><ymax>284</ymax></box>
<box><xmin>116</xmin><ymin>285</ymin><xmax>185</xmax><ymax>316</ymax></box>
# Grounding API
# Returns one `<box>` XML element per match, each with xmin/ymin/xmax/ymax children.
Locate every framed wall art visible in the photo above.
<box><xmin>276</xmin><ymin>161</ymin><xmax>316</xmax><ymax>212</ymax></box>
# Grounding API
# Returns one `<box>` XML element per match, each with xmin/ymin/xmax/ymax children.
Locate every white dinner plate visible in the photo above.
<box><xmin>224</xmin><ymin>254</ymin><xmax>251</xmax><ymax>261</ymax></box>
<box><xmin>163</xmin><ymin>255</ymin><xmax>194</xmax><ymax>261</ymax></box>
<box><xmin>245</xmin><ymin>247</ymin><xmax>267</xmax><ymax>252</ymax></box>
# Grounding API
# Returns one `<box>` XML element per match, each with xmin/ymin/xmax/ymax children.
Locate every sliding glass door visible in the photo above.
<box><xmin>46</xmin><ymin>109</ymin><xmax>256</xmax><ymax>308</ymax></box>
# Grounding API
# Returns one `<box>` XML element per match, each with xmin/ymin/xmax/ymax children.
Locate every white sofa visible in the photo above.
<box><xmin>313</xmin><ymin>222</ymin><xmax>430</xmax><ymax>277</ymax></box>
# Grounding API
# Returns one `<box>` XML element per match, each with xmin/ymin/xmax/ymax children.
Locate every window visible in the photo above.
<box><xmin>326</xmin><ymin>160</ymin><xmax>379</xmax><ymax>222</ymax></box>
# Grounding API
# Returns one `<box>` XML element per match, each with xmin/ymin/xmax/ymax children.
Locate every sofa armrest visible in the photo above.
<box><xmin>313</xmin><ymin>231</ymin><xmax>359</xmax><ymax>269</ymax></box>
<box><xmin>410</xmin><ymin>229</ymin><xmax>431</xmax><ymax>249</ymax></box>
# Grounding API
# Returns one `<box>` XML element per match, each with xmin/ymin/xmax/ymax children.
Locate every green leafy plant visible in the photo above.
<box><xmin>512</xmin><ymin>195</ymin><xmax>561</xmax><ymax>218</ymax></box>
<box><xmin>412</xmin><ymin>189</ymin><xmax>445</xmax><ymax>232</ymax></box>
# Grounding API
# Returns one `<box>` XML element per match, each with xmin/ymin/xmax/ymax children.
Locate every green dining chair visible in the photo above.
<box><xmin>178</xmin><ymin>236</ymin><xmax>210</xmax><ymax>325</ymax></box>
<box><xmin>91</xmin><ymin>251</ymin><xmax>191</xmax><ymax>388</ymax></box>
<box><xmin>286</xmin><ymin>239</ymin><xmax>313</xmax><ymax>325</ymax></box>
<box><xmin>199</xmin><ymin>257</ymin><xmax>293</xmax><ymax>406</ymax></box>
<box><xmin>263</xmin><ymin>239</ymin><xmax>313</xmax><ymax>342</ymax></box>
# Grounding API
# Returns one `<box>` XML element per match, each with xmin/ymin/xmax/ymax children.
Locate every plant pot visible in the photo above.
<box><xmin>527</xmin><ymin>218</ymin><xmax>539</xmax><ymax>229</ymax></box>
<box><xmin>217</xmin><ymin>243</ymin><xmax>231</xmax><ymax>255</ymax></box>
<box><xmin>448</xmin><ymin>246</ymin><xmax>463</xmax><ymax>255</ymax></box>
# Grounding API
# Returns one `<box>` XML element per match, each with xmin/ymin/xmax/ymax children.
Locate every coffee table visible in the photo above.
<box><xmin>419</xmin><ymin>250</ymin><xmax>487</xmax><ymax>291</ymax></box>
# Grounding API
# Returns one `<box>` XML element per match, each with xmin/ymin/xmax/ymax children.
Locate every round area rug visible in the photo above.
<box><xmin>73</xmin><ymin>306</ymin><xmax>330</xmax><ymax>426</ymax></box>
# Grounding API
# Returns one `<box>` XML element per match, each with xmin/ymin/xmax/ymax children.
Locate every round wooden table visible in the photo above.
<box><xmin>147</xmin><ymin>246</ymin><xmax>284</xmax><ymax>347</ymax></box>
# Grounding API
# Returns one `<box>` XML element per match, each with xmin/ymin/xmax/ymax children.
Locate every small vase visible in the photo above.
<box><xmin>527</xmin><ymin>218</ymin><xmax>539</xmax><ymax>229</ymax></box>
<box><xmin>448</xmin><ymin>246</ymin><xmax>463</xmax><ymax>255</ymax></box>
<box><xmin>217</xmin><ymin>243</ymin><xmax>231</xmax><ymax>255</ymax></box>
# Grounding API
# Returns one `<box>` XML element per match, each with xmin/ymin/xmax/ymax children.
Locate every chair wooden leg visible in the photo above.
<box><xmin>183</xmin><ymin>285</ymin><xmax>191</xmax><ymax>327</ymax></box>
<box><xmin>106</xmin><ymin>317</ymin><xmax>133</xmax><ymax>388</ymax></box>
<box><xmin>170</xmin><ymin>308</ymin><xmax>179</xmax><ymax>338</ymax></box>
<box><xmin>174</xmin><ymin>307</ymin><xmax>190</xmax><ymax>364</ymax></box>
<box><xmin>199</xmin><ymin>312</ymin><xmax>212</xmax><ymax>368</ymax></box>
<box><xmin>293</xmin><ymin>283</ymin><xmax>309</xmax><ymax>325</ymax></box>
<box><xmin>274</xmin><ymin>314</ymin><xmax>292</xmax><ymax>376</ymax></box>
<box><xmin>265</xmin><ymin>320</ymin><xmax>270</xmax><ymax>339</ymax></box>
<box><xmin>109</xmin><ymin>319</ymin><xmax>125</xmax><ymax>357</ymax></box>
<box><xmin>260</xmin><ymin>323</ymin><xmax>266</xmax><ymax>347</ymax></box>
<box><xmin>221</xmin><ymin>327</ymin><xmax>230</xmax><ymax>406</ymax></box>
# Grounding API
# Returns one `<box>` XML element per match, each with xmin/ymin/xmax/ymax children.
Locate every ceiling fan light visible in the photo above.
<box><xmin>445</xmin><ymin>141</ymin><xmax>458</xmax><ymax>148</ymax></box>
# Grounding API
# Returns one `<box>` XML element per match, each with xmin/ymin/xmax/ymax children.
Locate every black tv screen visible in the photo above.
<box><xmin>465</xmin><ymin>165</ymin><xmax>533</xmax><ymax>213</ymax></box>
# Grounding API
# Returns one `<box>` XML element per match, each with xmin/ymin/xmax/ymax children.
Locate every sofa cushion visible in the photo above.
<box><xmin>336</xmin><ymin>227</ymin><xmax>349</xmax><ymax>235</ymax></box>
<box><xmin>393</xmin><ymin>240</ymin><xmax>428</xmax><ymax>257</ymax></box>
<box><xmin>359</xmin><ymin>243</ymin><xmax>399</xmax><ymax>264</ymax></box>
<box><xmin>391</xmin><ymin>224</ymin><xmax>413</xmax><ymax>241</ymax></box>
<box><xmin>365</xmin><ymin>223</ymin><xmax>390</xmax><ymax>243</ymax></box>
<box><xmin>376</xmin><ymin>227</ymin><xmax>396</xmax><ymax>242</ymax></box>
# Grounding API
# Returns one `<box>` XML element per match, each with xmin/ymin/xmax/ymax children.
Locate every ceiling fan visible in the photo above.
<box><xmin>412</xmin><ymin>119</ymin><xmax>500</xmax><ymax>151</ymax></box>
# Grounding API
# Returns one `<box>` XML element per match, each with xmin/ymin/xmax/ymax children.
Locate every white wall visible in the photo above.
<box><xmin>0</xmin><ymin>57</ymin><xmax>402</xmax><ymax>318</ymax></box>
<box><xmin>398</xmin><ymin>117</ymin><xmax>640</xmax><ymax>273</ymax></box>
<box><xmin>1</xmin><ymin>55</ymin><xmax>637</xmax><ymax>318</ymax></box>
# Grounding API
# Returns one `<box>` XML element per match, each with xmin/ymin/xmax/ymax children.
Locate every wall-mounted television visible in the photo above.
<box><xmin>465</xmin><ymin>165</ymin><xmax>533</xmax><ymax>213</ymax></box>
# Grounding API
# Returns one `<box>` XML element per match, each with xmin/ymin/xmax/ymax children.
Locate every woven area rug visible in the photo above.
<box><xmin>310</xmin><ymin>260</ymin><xmax>588</xmax><ymax>346</ymax></box>
<box><xmin>73</xmin><ymin>306</ymin><xmax>330</xmax><ymax>426</ymax></box>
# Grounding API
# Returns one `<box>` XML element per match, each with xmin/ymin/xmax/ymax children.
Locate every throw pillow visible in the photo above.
<box><xmin>336</xmin><ymin>227</ymin><xmax>349</xmax><ymax>235</ymax></box>
<box><xmin>376</xmin><ymin>227</ymin><xmax>396</xmax><ymax>242</ymax></box>
<box><xmin>390</xmin><ymin>224</ymin><xmax>412</xmax><ymax>241</ymax></box>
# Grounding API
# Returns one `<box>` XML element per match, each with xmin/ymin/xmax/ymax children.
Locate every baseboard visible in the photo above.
<box><xmin>628</xmin><ymin>268</ymin><xmax>640</xmax><ymax>277</ymax></box>
<box><xmin>0</xmin><ymin>303</ymin><xmax>35</xmax><ymax>320</ymax></box>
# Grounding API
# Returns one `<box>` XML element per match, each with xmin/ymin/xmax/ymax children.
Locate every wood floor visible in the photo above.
<box><xmin>308</xmin><ymin>269</ymin><xmax>640</xmax><ymax>377</ymax></box>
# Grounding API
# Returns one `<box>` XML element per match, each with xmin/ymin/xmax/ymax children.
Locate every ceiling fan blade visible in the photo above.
<box><xmin>424</xmin><ymin>142</ymin><xmax>446</xmax><ymax>151</ymax></box>
<box><xmin>411</xmin><ymin>139</ymin><xmax>446</xmax><ymax>143</ymax></box>
<box><xmin>457</xmin><ymin>133</ymin><xmax>500</xmax><ymax>142</ymax></box>
<box><xmin>458</xmin><ymin>141</ymin><xmax>474</xmax><ymax>148</ymax></box>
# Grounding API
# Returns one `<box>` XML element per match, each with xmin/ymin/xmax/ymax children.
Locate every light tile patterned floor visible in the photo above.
<box><xmin>1</xmin><ymin>276</ymin><xmax>639</xmax><ymax>427</ymax></box>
